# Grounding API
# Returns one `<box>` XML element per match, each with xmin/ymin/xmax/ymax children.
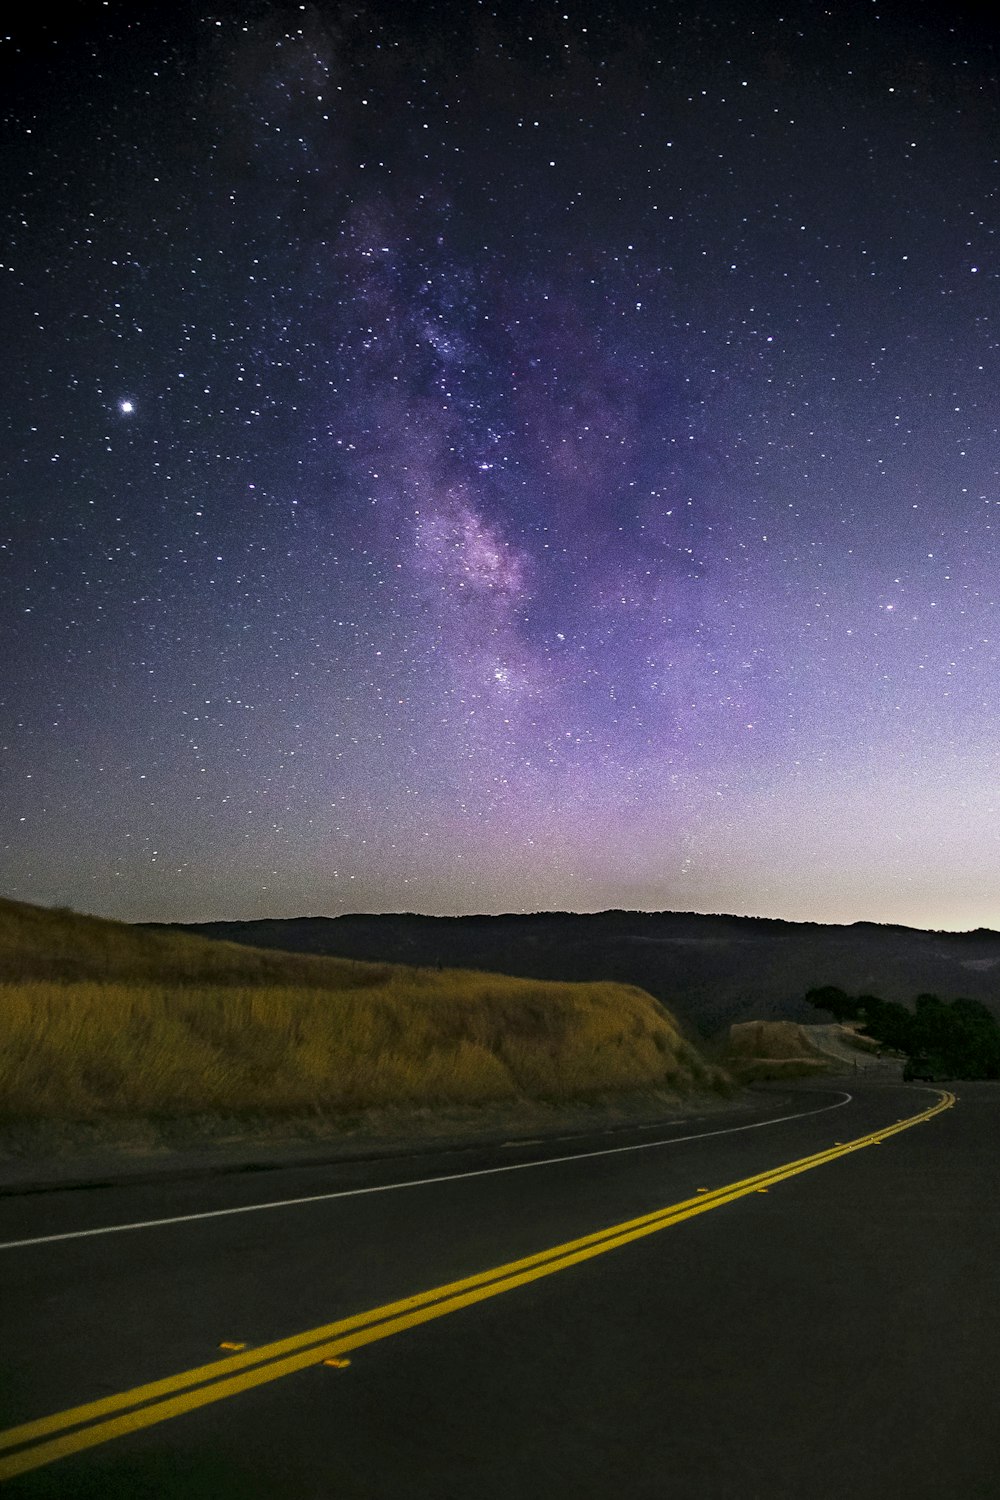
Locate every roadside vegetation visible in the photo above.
<box><xmin>806</xmin><ymin>985</ymin><xmax>1000</xmax><ymax>1079</ymax></box>
<box><xmin>0</xmin><ymin>898</ymin><xmax>729</xmax><ymax>1126</ymax></box>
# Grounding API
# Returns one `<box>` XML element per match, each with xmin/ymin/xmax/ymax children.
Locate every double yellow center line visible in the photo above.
<box><xmin>0</xmin><ymin>1090</ymin><xmax>954</xmax><ymax>1482</ymax></box>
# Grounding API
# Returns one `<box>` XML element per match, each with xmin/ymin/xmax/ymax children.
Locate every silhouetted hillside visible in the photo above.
<box><xmin>145</xmin><ymin>910</ymin><xmax>1000</xmax><ymax>1037</ymax></box>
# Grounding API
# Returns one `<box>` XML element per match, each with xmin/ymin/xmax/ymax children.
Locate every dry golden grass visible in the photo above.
<box><xmin>0</xmin><ymin>899</ymin><xmax>727</xmax><ymax>1122</ymax></box>
<box><xmin>0</xmin><ymin>896</ymin><xmax>390</xmax><ymax>990</ymax></box>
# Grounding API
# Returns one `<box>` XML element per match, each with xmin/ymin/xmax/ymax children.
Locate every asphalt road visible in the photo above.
<box><xmin>1</xmin><ymin>1079</ymin><xmax>996</xmax><ymax>1498</ymax></box>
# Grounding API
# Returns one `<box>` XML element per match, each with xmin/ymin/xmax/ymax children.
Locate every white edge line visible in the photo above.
<box><xmin>0</xmin><ymin>1092</ymin><xmax>852</xmax><ymax>1253</ymax></box>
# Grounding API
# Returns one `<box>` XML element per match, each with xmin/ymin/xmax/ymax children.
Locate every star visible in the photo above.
<box><xmin>4</xmin><ymin>2</ymin><xmax>997</xmax><ymax>931</ymax></box>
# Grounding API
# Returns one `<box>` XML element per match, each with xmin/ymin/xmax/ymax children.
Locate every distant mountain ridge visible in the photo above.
<box><xmin>145</xmin><ymin>910</ymin><xmax>1000</xmax><ymax>1038</ymax></box>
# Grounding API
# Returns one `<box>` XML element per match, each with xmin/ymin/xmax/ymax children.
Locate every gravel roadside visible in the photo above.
<box><xmin>0</xmin><ymin>1085</ymin><xmax>781</xmax><ymax>1194</ymax></box>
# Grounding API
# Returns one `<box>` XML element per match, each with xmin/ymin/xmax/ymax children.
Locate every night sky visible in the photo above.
<box><xmin>3</xmin><ymin>1</ymin><xmax>999</xmax><ymax>929</ymax></box>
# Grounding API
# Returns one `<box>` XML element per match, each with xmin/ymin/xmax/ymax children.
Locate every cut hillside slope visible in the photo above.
<box><xmin>0</xmin><ymin>899</ymin><xmax>729</xmax><ymax>1138</ymax></box>
<box><xmin>724</xmin><ymin>1019</ymin><xmax>898</xmax><ymax>1080</ymax></box>
<box><xmin>726</xmin><ymin>1020</ymin><xmax>835</xmax><ymax>1080</ymax></box>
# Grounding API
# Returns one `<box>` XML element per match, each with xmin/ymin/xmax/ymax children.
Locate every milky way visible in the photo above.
<box><xmin>3</xmin><ymin>1</ymin><xmax>999</xmax><ymax>928</ymax></box>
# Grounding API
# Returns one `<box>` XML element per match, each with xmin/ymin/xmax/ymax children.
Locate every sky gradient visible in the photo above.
<box><xmin>3</xmin><ymin>1</ymin><xmax>999</xmax><ymax>929</ymax></box>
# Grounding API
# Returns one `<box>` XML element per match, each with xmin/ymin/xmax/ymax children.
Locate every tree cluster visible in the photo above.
<box><xmin>805</xmin><ymin>986</ymin><xmax>1000</xmax><ymax>1080</ymax></box>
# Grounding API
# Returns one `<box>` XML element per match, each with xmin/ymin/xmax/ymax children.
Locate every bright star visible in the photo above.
<box><xmin>119</xmin><ymin>399</ymin><xmax>134</xmax><ymax>414</ymax></box>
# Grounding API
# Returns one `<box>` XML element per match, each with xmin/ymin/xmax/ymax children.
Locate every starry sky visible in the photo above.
<box><xmin>3</xmin><ymin>0</ymin><xmax>999</xmax><ymax>929</ymax></box>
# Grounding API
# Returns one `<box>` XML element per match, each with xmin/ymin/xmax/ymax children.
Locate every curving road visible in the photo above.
<box><xmin>0</xmin><ymin>1079</ymin><xmax>997</xmax><ymax>1498</ymax></box>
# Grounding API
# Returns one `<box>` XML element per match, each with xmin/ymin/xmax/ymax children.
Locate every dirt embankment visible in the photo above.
<box><xmin>725</xmin><ymin>1019</ymin><xmax>898</xmax><ymax>1081</ymax></box>
<box><xmin>725</xmin><ymin>1020</ymin><xmax>836</xmax><ymax>1081</ymax></box>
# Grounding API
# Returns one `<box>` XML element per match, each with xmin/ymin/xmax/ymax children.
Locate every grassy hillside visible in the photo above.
<box><xmin>0</xmin><ymin>897</ymin><xmax>393</xmax><ymax>990</ymax></box>
<box><xmin>0</xmin><ymin>898</ymin><xmax>727</xmax><ymax>1125</ymax></box>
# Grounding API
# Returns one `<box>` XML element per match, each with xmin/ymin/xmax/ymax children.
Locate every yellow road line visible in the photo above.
<box><xmin>0</xmin><ymin>1090</ymin><xmax>954</xmax><ymax>1482</ymax></box>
